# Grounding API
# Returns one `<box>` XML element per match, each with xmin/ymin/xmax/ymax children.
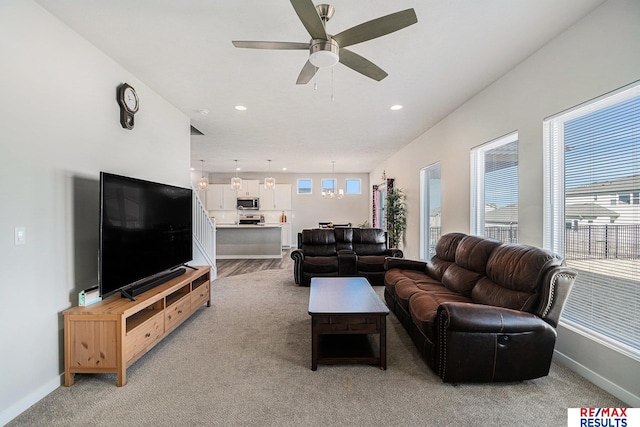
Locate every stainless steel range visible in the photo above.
<box><xmin>239</xmin><ymin>214</ymin><xmax>264</xmax><ymax>225</ymax></box>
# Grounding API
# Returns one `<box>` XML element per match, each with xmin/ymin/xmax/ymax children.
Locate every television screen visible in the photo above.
<box><xmin>99</xmin><ymin>172</ymin><xmax>193</xmax><ymax>298</ymax></box>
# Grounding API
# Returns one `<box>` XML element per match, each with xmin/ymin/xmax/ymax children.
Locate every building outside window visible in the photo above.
<box><xmin>544</xmin><ymin>82</ymin><xmax>640</xmax><ymax>356</ymax></box>
<box><xmin>297</xmin><ymin>179</ymin><xmax>312</xmax><ymax>195</ymax></box>
<box><xmin>470</xmin><ymin>132</ymin><xmax>519</xmax><ymax>243</ymax></box>
<box><xmin>420</xmin><ymin>163</ymin><xmax>441</xmax><ymax>259</ymax></box>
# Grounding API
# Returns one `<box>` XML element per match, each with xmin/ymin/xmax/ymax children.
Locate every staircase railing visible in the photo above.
<box><xmin>192</xmin><ymin>186</ymin><xmax>216</xmax><ymax>274</ymax></box>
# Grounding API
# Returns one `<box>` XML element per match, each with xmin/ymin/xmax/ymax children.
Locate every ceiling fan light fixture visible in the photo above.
<box><xmin>309</xmin><ymin>39</ymin><xmax>339</xmax><ymax>68</ymax></box>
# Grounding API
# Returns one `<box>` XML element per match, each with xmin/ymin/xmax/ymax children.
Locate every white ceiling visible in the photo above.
<box><xmin>35</xmin><ymin>0</ymin><xmax>605</xmax><ymax>175</ymax></box>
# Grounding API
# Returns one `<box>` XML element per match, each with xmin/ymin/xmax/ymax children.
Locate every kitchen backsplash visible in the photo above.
<box><xmin>210</xmin><ymin>210</ymin><xmax>291</xmax><ymax>224</ymax></box>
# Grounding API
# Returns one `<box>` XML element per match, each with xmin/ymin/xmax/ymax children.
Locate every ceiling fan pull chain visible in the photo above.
<box><xmin>314</xmin><ymin>66</ymin><xmax>318</xmax><ymax>90</ymax></box>
<box><xmin>331</xmin><ymin>67</ymin><xmax>335</xmax><ymax>102</ymax></box>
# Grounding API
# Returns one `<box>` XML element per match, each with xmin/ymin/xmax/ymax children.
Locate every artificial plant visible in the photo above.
<box><xmin>385</xmin><ymin>187</ymin><xmax>407</xmax><ymax>249</ymax></box>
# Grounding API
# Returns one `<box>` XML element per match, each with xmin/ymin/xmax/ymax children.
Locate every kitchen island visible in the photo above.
<box><xmin>216</xmin><ymin>224</ymin><xmax>283</xmax><ymax>259</ymax></box>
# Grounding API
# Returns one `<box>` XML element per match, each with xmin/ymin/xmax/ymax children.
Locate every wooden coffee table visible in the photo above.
<box><xmin>308</xmin><ymin>277</ymin><xmax>389</xmax><ymax>370</ymax></box>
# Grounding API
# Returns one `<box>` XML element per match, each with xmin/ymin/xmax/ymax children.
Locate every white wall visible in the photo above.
<box><xmin>0</xmin><ymin>1</ymin><xmax>191</xmax><ymax>424</ymax></box>
<box><xmin>370</xmin><ymin>0</ymin><xmax>640</xmax><ymax>405</ymax></box>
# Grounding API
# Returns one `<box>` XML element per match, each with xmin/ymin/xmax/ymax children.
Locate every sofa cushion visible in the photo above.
<box><xmin>385</xmin><ymin>268</ymin><xmax>429</xmax><ymax>300</ymax></box>
<box><xmin>441</xmin><ymin>264</ymin><xmax>484</xmax><ymax>298</ymax></box>
<box><xmin>408</xmin><ymin>290</ymin><xmax>472</xmax><ymax>341</ymax></box>
<box><xmin>394</xmin><ymin>273</ymin><xmax>451</xmax><ymax>310</ymax></box>
<box><xmin>353</xmin><ymin>228</ymin><xmax>387</xmax><ymax>255</ymax></box>
<box><xmin>435</xmin><ymin>233</ymin><xmax>466</xmax><ymax>262</ymax></box>
<box><xmin>439</xmin><ymin>235</ymin><xmax>502</xmax><ymax>297</ymax></box>
<box><xmin>333</xmin><ymin>227</ymin><xmax>353</xmax><ymax>252</ymax></box>
<box><xmin>302</xmin><ymin>256</ymin><xmax>339</xmax><ymax>274</ymax></box>
<box><xmin>425</xmin><ymin>257</ymin><xmax>454</xmax><ymax>281</ymax></box>
<box><xmin>472</xmin><ymin>244</ymin><xmax>562</xmax><ymax>311</ymax></box>
<box><xmin>455</xmin><ymin>235</ymin><xmax>501</xmax><ymax>273</ymax></box>
<box><xmin>357</xmin><ymin>255</ymin><xmax>387</xmax><ymax>272</ymax></box>
<box><xmin>301</xmin><ymin>229</ymin><xmax>337</xmax><ymax>257</ymax></box>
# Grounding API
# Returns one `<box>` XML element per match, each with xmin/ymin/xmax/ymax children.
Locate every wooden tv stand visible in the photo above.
<box><xmin>63</xmin><ymin>266</ymin><xmax>211</xmax><ymax>387</ymax></box>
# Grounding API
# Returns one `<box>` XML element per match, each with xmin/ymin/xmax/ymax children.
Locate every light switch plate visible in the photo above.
<box><xmin>15</xmin><ymin>227</ymin><xmax>26</xmax><ymax>245</ymax></box>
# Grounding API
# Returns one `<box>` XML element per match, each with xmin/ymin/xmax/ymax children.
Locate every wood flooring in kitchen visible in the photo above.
<box><xmin>215</xmin><ymin>250</ymin><xmax>292</xmax><ymax>278</ymax></box>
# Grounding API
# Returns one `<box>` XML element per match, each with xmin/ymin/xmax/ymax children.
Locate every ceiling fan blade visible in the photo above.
<box><xmin>339</xmin><ymin>48</ymin><xmax>388</xmax><ymax>81</ymax></box>
<box><xmin>290</xmin><ymin>0</ymin><xmax>328</xmax><ymax>40</ymax></box>
<box><xmin>332</xmin><ymin>9</ymin><xmax>417</xmax><ymax>48</ymax></box>
<box><xmin>232</xmin><ymin>41</ymin><xmax>310</xmax><ymax>50</ymax></box>
<box><xmin>296</xmin><ymin>60</ymin><xmax>318</xmax><ymax>85</ymax></box>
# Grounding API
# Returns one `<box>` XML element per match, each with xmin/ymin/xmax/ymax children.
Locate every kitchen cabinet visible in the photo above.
<box><xmin>238</xmin><ymin>180</ymin><xmax>260</xmax><ymax>197</ymax></box>
<box><xmin>206</xmin><ymin>184</ymin><xmax>237</xmax><ymax>210</ymax></box>
<box><xmin>281</xmin><ymin>222</ymin><xmax>292</xmax><ymax>248</ymax></box>
<box><xmin>259</xmin><ymin>183</ymin><xmax>291</xmax><ymax>210</ymax></box>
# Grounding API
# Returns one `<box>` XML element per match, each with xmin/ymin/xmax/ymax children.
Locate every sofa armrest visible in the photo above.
<box><xmin>536</xmin><ymin>266</ymin><xmax>577</xmax><ymax>328</ymax></box>
<box><xmin>384</xmin><ymin>257</ymin><xmax>427</xmax><ymax>272</ymax></box>
<box><xmin>436</xmin><ymin>302</ymin><xmax>557</xmax><ymax>382</ymax></box>
<box><xmin>338</xmin><ymin>250</ymin><xmax>357</xmax><ymax>276</ymax></box>
<box><xmin>437</xmin><ymin>302</ymin><xmax>551</xmax><ymax>333</ymax></box>
<box><xmin>290</xmin><ymin>249</ymin><xmax>305</xmax><ymax>284</ymax></box>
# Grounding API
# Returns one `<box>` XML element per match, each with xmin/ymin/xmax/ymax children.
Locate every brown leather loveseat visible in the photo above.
<box><xmin>384</xmin><ymin>232</ymin><xmax>576</xmax><ymax>382</ymax></box>
<box><xmin>291</xmin><ymin>227</ymin><xmax>403</xmax><ymax>286</ymax></box>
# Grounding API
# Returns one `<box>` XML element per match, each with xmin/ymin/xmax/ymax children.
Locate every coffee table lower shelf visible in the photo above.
<box><xmin>315</xmin><ymin>334</ymin><xmax>382</xmax><ymax>368</ymax></box>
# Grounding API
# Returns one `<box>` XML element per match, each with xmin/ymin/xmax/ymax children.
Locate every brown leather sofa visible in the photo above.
<box><xmin>291</xmin><ymin>227</ymin><xmax>403</xmax><ymax>286</ymax></box>
<box><xmin>384</xmin><ymin>232</ymin><xmax>576</xmax><ymax>382</ymax></box>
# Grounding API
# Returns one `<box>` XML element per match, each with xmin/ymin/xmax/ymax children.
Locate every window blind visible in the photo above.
<box><xmin>544</xmin><ymin>83</ymin><xmax>640</xmax><ymax>357</ymax></box>
<box><xmin>471</xmin><ymin>132</ymin><xmax>519</xmax><ymax>243</ymax></box>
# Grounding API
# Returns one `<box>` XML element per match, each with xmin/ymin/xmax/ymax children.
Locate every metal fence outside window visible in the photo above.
<box><xmin>565</xmin><ymin>224</ymin><xmax>640</xmax><ymax>260</ymax></box>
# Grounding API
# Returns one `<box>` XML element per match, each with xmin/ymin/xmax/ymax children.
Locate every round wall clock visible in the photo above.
<box><xmin>117</xmin><ymin>83</ymin><xmax>139</xmax><ymax>129</ymax></box>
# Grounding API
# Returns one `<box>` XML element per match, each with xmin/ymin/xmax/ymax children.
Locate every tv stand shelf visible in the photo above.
<box><xmin>63</xmin><ymin>266</ymin><xmax>211</xmax><ymax>387</ymax></box>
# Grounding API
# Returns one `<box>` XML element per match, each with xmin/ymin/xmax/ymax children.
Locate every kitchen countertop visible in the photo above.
<box><xmin>216</xmin><ymin>223</ymin><xmax>283</xmax><ymax>228</ymax></box>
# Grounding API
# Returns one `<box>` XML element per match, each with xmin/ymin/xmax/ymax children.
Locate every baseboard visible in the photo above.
<box><xmin>0</xmin><ymin>373</ymin><xmax>62</xmax><ymax>426</ymax></box>
<box><xmin>554</xmin><ymin>350</ymin><xmax>640</xmax><ymax>407</ymax></box>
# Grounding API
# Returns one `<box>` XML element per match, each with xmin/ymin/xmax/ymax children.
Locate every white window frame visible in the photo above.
<box><xmin>543</xmin><ymin>82</ymin><xmax>640</xmax><ymax>359</ymax></box>
<box><xmin>297</xmin><ymin>178</ymin><xmax>312</xmax><ymax>195</ymax></box>
<box><xmin>345</xmin><ymin>178</ymin><xmax>361</xmax><ymax>195</ymax></box>
<box><xmin>470</xmin><ymin>132</ymin><xmax>519</xmax><ymax>240</ymax></box>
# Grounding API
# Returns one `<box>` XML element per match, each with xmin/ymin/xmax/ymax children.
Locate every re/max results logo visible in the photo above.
<box><xmin>568</xmin><ymin>408</ymin><xmax>640</xmax><ymax>427</ymax></box>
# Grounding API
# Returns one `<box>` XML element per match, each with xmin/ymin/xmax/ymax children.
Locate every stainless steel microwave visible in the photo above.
<box><xmin>237</xmin><ymin>197</ymin><xmax>259</xmax><ymax>210</ymax></box>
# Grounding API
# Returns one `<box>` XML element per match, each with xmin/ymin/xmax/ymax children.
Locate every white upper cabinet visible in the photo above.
<box><xmin>238</xmin><ymin>180</ymin><xmax>260</xmax><ymax>197</ymax></box>
<box><xmin>259</xmin><ymin>183</ymin><xmax>291</xmax><ymax>210</ymax></box>
<box><xmin>206</xmin><ymin>184</ymin><xmax>237</xmax><ymax>210</ymax></box>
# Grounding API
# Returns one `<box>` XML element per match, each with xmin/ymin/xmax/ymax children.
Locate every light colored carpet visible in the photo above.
<box><xmin>10</xmin><ymin>268</ymin><xmax>623</xmax><ymax>426</ymax></box>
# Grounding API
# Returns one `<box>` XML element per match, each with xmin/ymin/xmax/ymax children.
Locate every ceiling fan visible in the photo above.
<box><xmin>232</xmin><ymin>0</ymin><xmax>418</xmax><ymax>84</ymax></box>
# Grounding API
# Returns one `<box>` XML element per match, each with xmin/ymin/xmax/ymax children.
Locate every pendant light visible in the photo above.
<box><xmin>322</xmin><ymin>161</ymin><xmax>344</xmax><ymax>199</ymax></box>
<box><xmin>264</xmin><ymin>160</ymin><xmax>275</xmax><ymax>190</ymax></box>
<box><xmin>231</xmin><ymin>160</ymin><xmax>242</xmax><ymax>190</ymax></box>
<box><xmin>198</xmin><ymin>160</ymin><xmax>208</xmax><ymax>189</ymax></box>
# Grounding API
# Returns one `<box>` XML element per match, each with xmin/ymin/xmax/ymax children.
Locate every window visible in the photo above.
<box><xmin>297</xmin><ymin>179</ymin><xmax>312</xmax><ymax>195</ymax></box>
<box><xmin>345</xmin><ymin>178</ymin><xmax>361</xmax><ymax>195</ymax></box>
<box><xmin>321</xmin><ymin>179</ymin><xmax>336</xmax><ymax>193</ymax></box>
<box><xmin>420</xmin><ymin>163</ymin><xmax>441</xmax><ymax>259</ymax></box>
<box><xmin>471</xmin><ymin>132</ymin><xmax>519</xmax><ymax>243</ymax></box>
<box><xmin>544</xmin><ymin>82</ymin><xmax>640</xmax><ymax>357</ymax></box>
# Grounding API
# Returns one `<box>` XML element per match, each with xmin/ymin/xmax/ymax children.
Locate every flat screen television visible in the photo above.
<box><xmin>99</xmin><ymin>172</ymin><xmax>193</xmax><ymax>298</ymax></box>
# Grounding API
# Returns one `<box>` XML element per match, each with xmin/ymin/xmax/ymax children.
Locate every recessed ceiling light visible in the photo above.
<box><xmin>198</xmin><ymin>109</ymin><xmax>209</xmax><ymax>115</ymax></box>
<box><xmin>390</xmin><ymin>104</ymin><xmax>403</xmax><ymax>111</ymax></box>
<box><xmin>282</xmin><ymin>167</ymin><xmax>287</xmax><ymax>171</ymax></box>
<box><xmin>234</xmin><ymin>105</ymin><xmax>247</xmax><ymax>111</ymax></box>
